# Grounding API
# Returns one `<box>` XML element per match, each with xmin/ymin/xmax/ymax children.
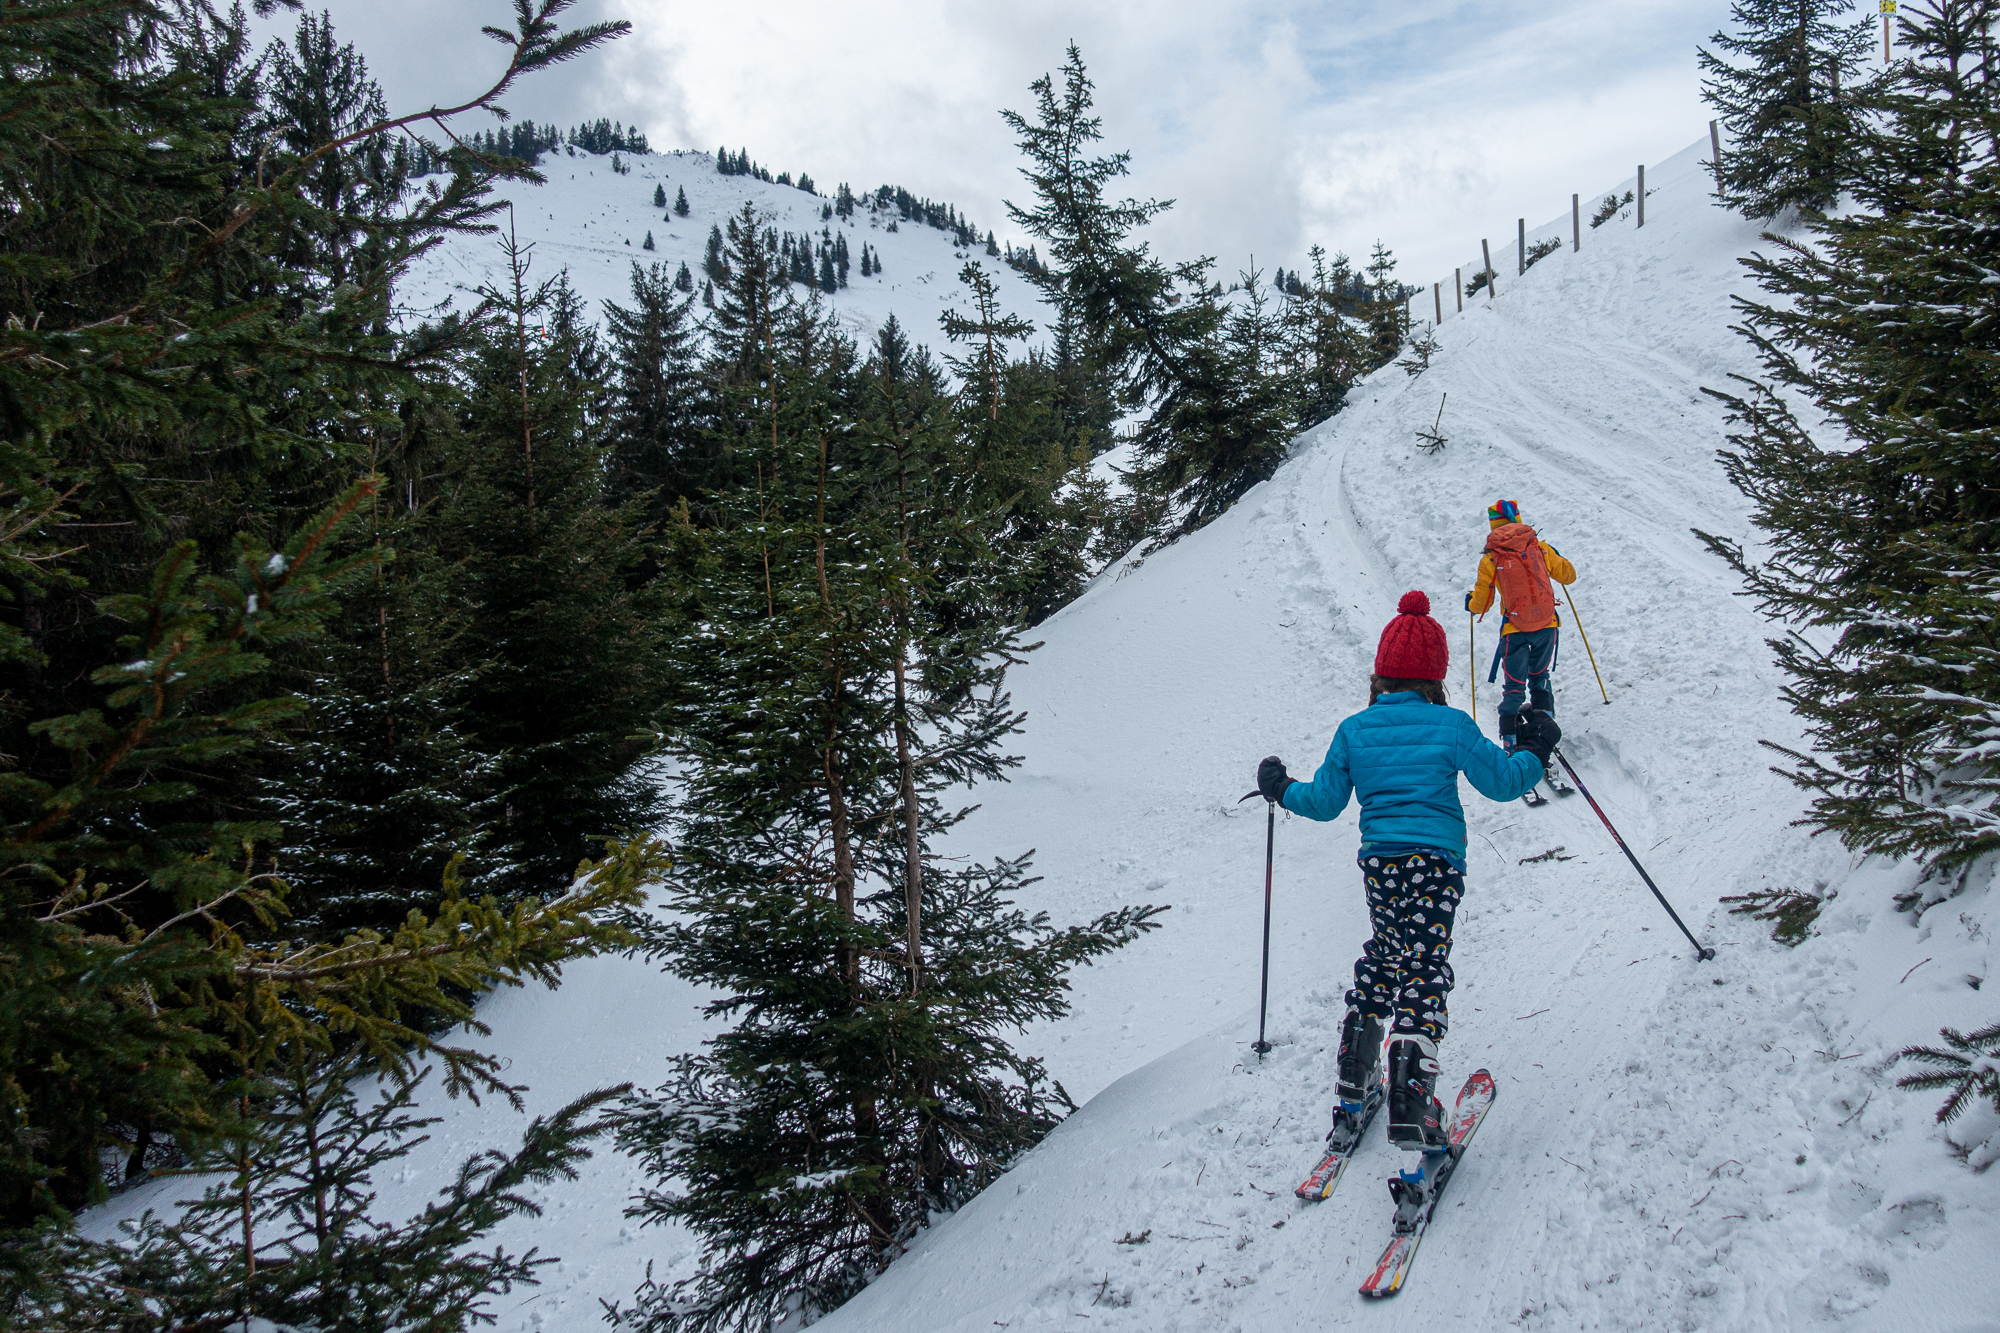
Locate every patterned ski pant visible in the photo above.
<box><xmin>1344</xmin><ymin>852</ymin><xmax>1464</xmax><ymax>1042</ymax></box>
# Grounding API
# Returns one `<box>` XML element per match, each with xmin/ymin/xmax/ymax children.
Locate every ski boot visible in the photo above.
<box><xmin>1386</xmin><ymin>1034</ymin><xmax>1447</xmax><ymax>1151</ymax></box>
<box><xmin>1328</xmin><ymin>1008</ymin><xmax>1386</xmax><ymax>1152</ymax></box>
<box><xmin>1497</xmin><ymin>712</ymin><xmax>1522</xmax><ymax>753</ymax></box>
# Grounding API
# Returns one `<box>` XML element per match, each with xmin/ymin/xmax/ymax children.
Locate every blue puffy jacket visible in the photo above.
<box><xmin>1278</xmin><ymin>691</ymin><xmax>1541</xmax><ymax>862</ymax></box>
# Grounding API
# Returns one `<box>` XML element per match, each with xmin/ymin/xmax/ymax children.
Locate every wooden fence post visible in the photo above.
<box><xmin>1637</xmin><ymin>164</ymin><xmax>1646</xmax><ymax>227</ymax></box>
<box><xmin>1482</xmin><ymin>239</ymin><xmax>1496</xmax><ymax>298</ymax></box>
<box><xmin>1572</xmin><ymin>193</ymin><xmax>1580</xmax><ymax>250</ymax></box>
<box><xmin>1456</xmin><ymin>267</ymin><xmax>1463</xmax><ymax>312</ymax></box>
<box><xmin>1434</xmin><ymin>281</ymin><xmax>1442</xmax><ymax>325</ymax></box>
<box><xmin>1709</xmin><ymin>119</ymin><xmax>1723</xmax><ymax>189</ymax></box>
<box><xmin>1517</xmin><ymin>217</ymin><xmax>1525</xmax><ymax>275</ymax></box>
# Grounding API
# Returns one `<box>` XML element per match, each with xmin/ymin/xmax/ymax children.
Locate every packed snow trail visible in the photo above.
<box><xmin>813</xmin><ymin>138</ymin><xmax>2000</xmax><ymax>1332</ymax></box>
<box><xmin>83</xmin><ymin>139</ymin><xmax>2000</xmax><ymax>1330</ymax></box>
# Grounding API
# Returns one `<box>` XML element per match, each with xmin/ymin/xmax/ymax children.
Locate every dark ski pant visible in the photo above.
<box><xmin>1498</xmin><ymin>626</ymin><xmax>1558</xmax><ymax>719</ymax></box>
<box><xmin>1346</xmin><ymin>852</ymin><xmax>1464</xmax><ymax>1042</ymax></box>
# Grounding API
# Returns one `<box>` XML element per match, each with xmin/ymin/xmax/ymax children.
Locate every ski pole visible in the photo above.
<box><xmin>1552</xmin><ymin>750</ymin><xmax>1715</xmax><ymax>961</ymax></box>
<box><xmin>1469</xmin><ymin>613</ymin><xmax>1477</xmax><ymax>720</ymax></box>
<box><xmin>1239</xmin><ymin>790</ymin><xmax>1277</xmax><ymax>1057</ymax></box>
<box><xmin>1562</xmin><ymin>585</ymin><xmax>1610</xmax><ymax>704</ymax></box>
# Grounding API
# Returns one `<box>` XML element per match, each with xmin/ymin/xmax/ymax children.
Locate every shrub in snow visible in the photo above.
<box><xmin>1721</xmin><ymin>884</ymin><xmax>1832</xmax><ymax>946</ymax></box>
<box><xmin>1589</xmin><ymin>190</ymin><xmax>1633</xmax><ymax>228</ymax></box>
<box><xmin>1899</xmin><ymin>1021</ymin><xmax>2000</xmax><ymax>1166</ymax></box>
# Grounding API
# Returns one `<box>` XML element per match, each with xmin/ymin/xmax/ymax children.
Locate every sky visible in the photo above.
<box><xmin>290</xmin><ymin>0</ymin><xmax>1871</xmax><ymax>288</ymax></box>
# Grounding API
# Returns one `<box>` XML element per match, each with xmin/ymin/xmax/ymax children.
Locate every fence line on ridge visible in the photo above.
<box><xmin>1407</xmin><ymin>126</ymin><xmax>1726</xmax><ymax>328</ymax></box>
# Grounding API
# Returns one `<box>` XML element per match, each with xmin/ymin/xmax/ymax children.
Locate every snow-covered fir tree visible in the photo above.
<box><xmin>1699</xmin><ymin>0</ymin><xmax>1877</xmax><ymax>218</ymax></box>
<box><xmin>1700</xmin><ymin>0</ymin><xmax>2000</xmax><ymax>878</ymax></box>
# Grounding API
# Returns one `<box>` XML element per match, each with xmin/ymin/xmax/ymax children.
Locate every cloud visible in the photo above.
<box><xmin>306</xmin><ymin>0</ymin><xmax>1753</xmax><ymax>283</ymax></box>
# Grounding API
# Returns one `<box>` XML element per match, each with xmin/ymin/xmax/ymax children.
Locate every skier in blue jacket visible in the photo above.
<box><xmin>1256</xmin><ymin>590</ymin><xmax>1559</xmax><ymax>1159</ymax></box>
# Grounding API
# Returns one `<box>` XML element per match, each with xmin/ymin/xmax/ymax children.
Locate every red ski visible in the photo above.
<box><xmin>1357</xmin><ymin>1068</ymin><xmax>1497</xmax><ymax>1299</ymax></box>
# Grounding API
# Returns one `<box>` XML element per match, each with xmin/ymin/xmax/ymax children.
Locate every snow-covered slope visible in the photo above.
<box><xmin>399</xmin><ymin>149</ymin><xmax>1044</xmax><ymax>351</ymax></box>
<box><xmin>810</xmin><ymin>137</ymin><xmax>2000</xmax><ymax>1332</ymax></box>
<box><xmin>88</xmin><ymin>137</ymin><xmax>2000</xmax><ymax>1331</ymax></box>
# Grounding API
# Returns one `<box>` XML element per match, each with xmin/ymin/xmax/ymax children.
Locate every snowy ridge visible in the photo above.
<box><xmin>399</xmin><ymin>150</ymin><xmax>1045</xmax><ymax>351</ymax></box>
<box><xmin>86</xmin><ymin>140</ymin><xmax>2000</xmax><ymax>1331</ymax></box>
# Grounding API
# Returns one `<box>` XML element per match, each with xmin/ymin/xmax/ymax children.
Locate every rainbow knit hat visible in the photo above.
<box><xmin>1487</xmin><ymin>499</ymin><xmax>1519</xmax><ymax>525</ymax></box>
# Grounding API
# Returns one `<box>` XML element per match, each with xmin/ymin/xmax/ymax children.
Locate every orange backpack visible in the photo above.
<box><xmin>1483</xmin><ymin>523</ymin><xmax>1556</xmax><ymax>633</ymax></box>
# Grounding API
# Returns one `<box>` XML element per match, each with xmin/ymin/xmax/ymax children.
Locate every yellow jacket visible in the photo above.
<box><xmin>1467</xmin><ymin>531</ymin><xmax>1576</xmax><ymax>634</ymax></box>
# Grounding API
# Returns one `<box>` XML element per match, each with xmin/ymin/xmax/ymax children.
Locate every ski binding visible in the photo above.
<box><xmin>1294</xmin><ymin>1080</ymin><xmax>1383</xmax><ymax>1201</ymax></box>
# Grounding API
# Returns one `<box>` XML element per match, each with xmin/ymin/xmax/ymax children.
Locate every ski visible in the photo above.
<box><xmin>1520</xmin><ymin>785</ymin><xmax>1547</xmax><ymax>807</ymax></box>
<box><xmin>1293</xmin><ymin>1081</ymin><xmax>1384</xmax><ymax>1201</ymax></box>
<box><xmin>1357</xmin><ymin>1068</ymin><xmax>1497</xmax><ymax>1299</ymax></box>
<box><xmin>1542</xmin><ymin>766</ymin><xmax>1574</xmax><ymax>797</ymax></box>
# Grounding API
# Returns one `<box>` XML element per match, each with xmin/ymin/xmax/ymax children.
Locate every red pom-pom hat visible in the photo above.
<box><xmin>1373</xmin><ymin>590</ymin><xmax>1449</xmax><ymax>681</ymax></box>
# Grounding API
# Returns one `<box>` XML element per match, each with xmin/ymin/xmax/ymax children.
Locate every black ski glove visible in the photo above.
<box><xmin>1514</xmin><ymin>710</ymin><xmax>1562</xmax><ymax>765</ymax></box>
<box><xmin>1257</xmin><ymin>755</ymin><xmax>1295</xmax><ymax>804</ymax></box>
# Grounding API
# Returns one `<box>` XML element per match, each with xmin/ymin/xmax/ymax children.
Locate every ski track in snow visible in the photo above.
<box><xmin>85</xmin><ymin>140</ymin><xmax>2000</xmax><ymax>1332</ymax></box>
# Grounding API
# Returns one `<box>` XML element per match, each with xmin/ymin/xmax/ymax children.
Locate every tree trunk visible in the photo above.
<box><xmin>893</xmin><ymin>648</ymin><xmax>922</xmax><ymax>995</ymax></box>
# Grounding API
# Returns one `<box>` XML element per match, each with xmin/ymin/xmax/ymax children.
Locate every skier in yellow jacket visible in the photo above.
<box><xmin>1464</xmin><ymin>500</ymin><xmax>1576</xmax><ymax>765</ymax></box>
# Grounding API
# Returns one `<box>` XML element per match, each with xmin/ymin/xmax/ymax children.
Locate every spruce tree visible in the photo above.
<box><xmin>675</xmin><ymin>183</ymin><xmax>690</xmax><ymax>216</ymax></box>
<box><xmin>1698</xmin><ymin>0</ymin><xmax>1876</xmax><ymax>218</ymax></box>
<box><xmin>0</xmin><ymin>0</ymin><xmax>637</xmax><ymax>1240</ymax></box>
<box><xmin>261</xmin><ymin>11</ymin><xmax>407</xmax><ymax>290</ymax></box>
<box><xmin>1125</xmin><ymin>267</ymin><xmax>1295</xmax><ymax>550</ymax></box>
<box><xmin>260</xmin><ymin>491</ymin><xmax>502</xmax><ymax>939</ymax></box>
<box><xmin>27</xmin><ymin>1062</ymin><xmax>628</xmax><ymax>1331</ymax></box>
<box><xmin>1698</xmin><ymin>0</ymin><xmax>2000</xmax><ymax>874</ymax></box>
<box><xmin>613</xmin><ymin>284</ymin><xmax>1159</xmax><ymax>1332</ymax></box>
<box><xmin>1275</xmin><ymin>246</ymin><xmax>1368</xmax><ymax>433</ymax></box>
<box><xmin>434</xmin><ymin>238</ymin><xmax>671</xmax><ymax>899</ymax></box>
<box><xmin>604</xmin><ymin>259</ymin><xmax>716</xmax><ymax>524</ymax></box>
<box><xmin>642</xmin><ymin>228</ymin><xmax>654</xmax><ymax>249</ymax></box>
<box><xmin>1004</xmin><ymin>44</ymin><xmax>1303</xmax><ymax>553</ymax></box>
<box><xmin>1001</xmin><ymin>44</ymin><xmax>1213</xmax><ymax>424</ymax></box>
<box><xmin>653</xmin><ymin>181</ymin><xmax>666</xmax><ymax>208</ymax></box>
<box><xmin>941</xmin><ymin>264</ymin><xmax>1105</xmax><ymax>625</ymax></box>
<box><xmin>704</xmin><ymin>222</ymin><xmax>728</xmax><ymax>280</ymax></box>
<box><xmin>1362</xmin><ymin>240</ymin><xmax>1408</xmax><ymax>371</ymax></box>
